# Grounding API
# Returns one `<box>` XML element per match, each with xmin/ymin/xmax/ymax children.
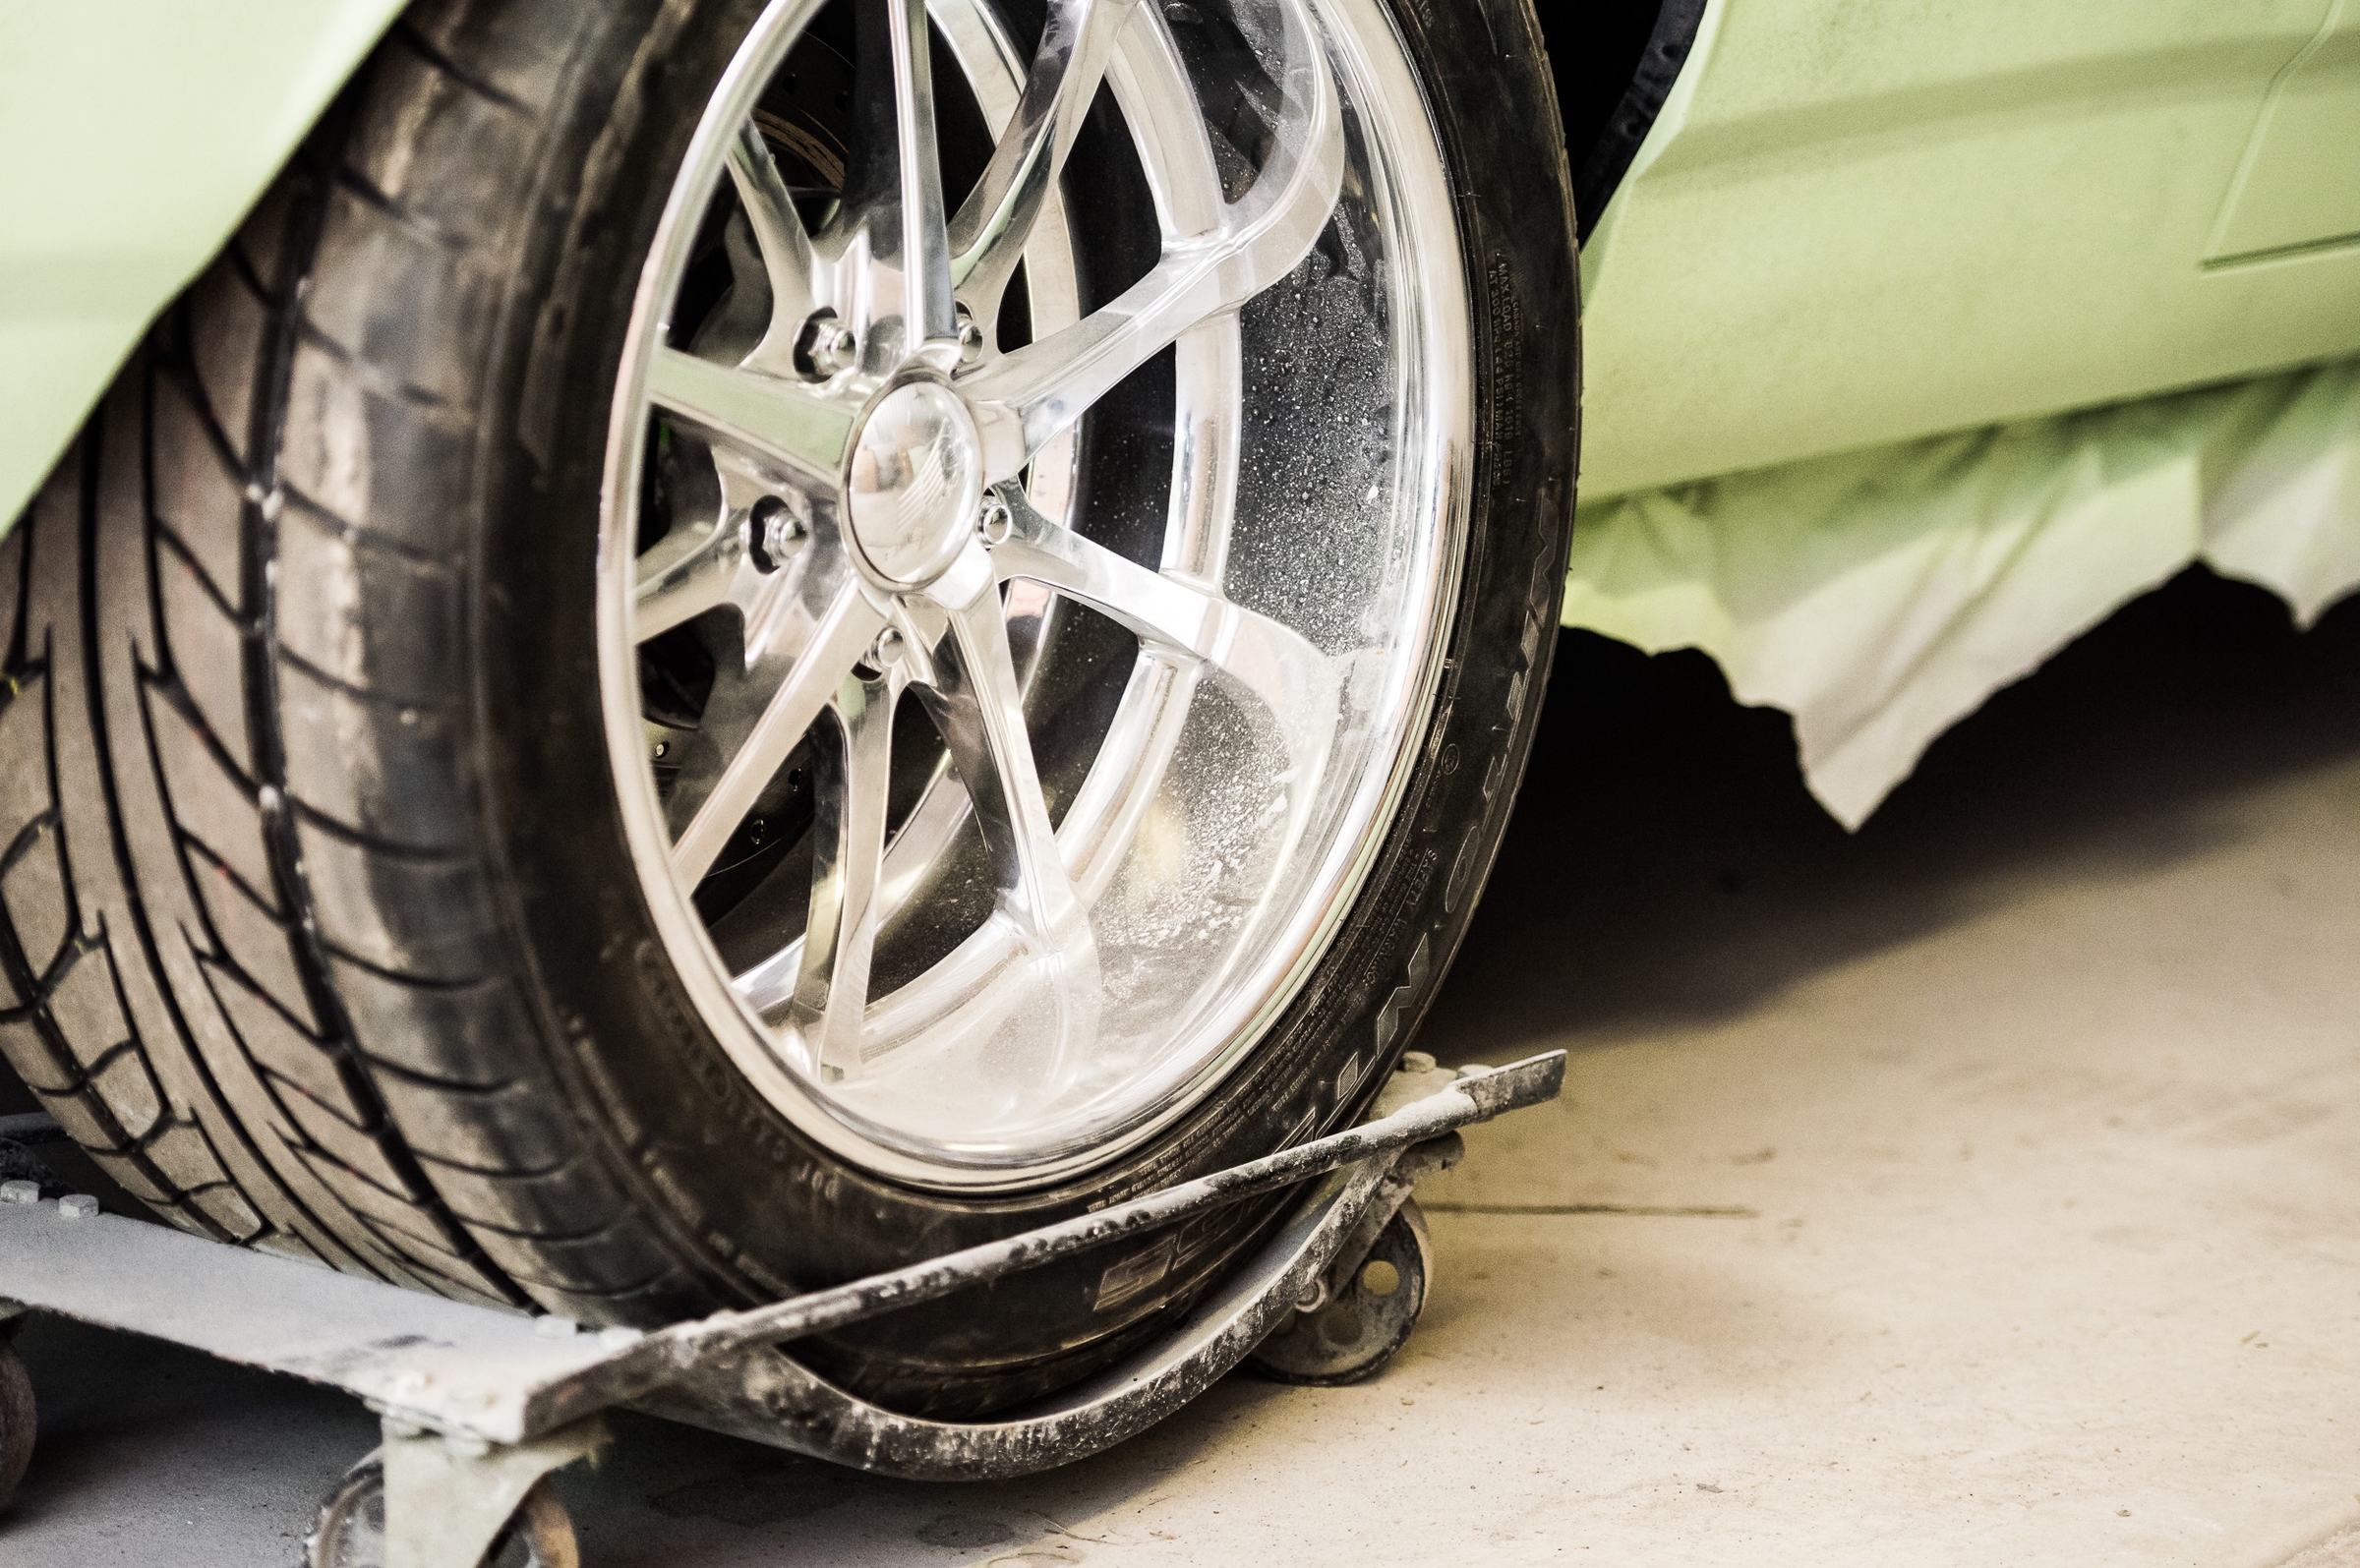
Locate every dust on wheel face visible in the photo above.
<box><xmin>599</xmin><ymin>0</ymin><xmax>1471</xmax><ymax>1184</ymax></box>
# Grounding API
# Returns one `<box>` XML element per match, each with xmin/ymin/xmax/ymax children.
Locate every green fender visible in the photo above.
<box><xmin>0</xmin><ymin>1</ymin><xmax>407</xmax><ymax>527</ymax></box>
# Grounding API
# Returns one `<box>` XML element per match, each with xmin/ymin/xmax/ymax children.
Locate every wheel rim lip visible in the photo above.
<box><xmin>595</xmin><ymin>0</ymin><xmax>1475</xmax><ymax>1191</ymax></box>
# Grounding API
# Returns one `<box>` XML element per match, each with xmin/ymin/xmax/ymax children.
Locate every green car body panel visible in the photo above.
<box><xmin>0</xmin><ymin>1</ymin><xmax>407</xmax><ymax>528</ymax></box>
<box><xmin>1580</xmin><ymin>0</ymin><xmax>2360</xmax><ymax>499</ymax></box>
<box><xmin>4</xmin><ymin>0</ymin><xmax>2356</xmax><ymax>519</ymax></box>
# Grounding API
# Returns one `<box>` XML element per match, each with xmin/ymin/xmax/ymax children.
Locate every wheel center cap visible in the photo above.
<box><xmin>844</xmin><ymin>380</ymin><xmax>984</xmax><ymax>590</ymax></box>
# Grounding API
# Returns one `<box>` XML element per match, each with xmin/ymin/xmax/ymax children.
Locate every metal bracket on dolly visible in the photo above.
<box><xmin>0</xmin><ymin>1050</ymin><xmax>1564</xmax><ymax>1565</ymax></box>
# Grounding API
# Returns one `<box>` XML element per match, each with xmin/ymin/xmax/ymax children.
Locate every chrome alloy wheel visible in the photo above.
<box><xmin>600</xmin><ymin>0</ymin><xmax>1470</xmax><ymax>1184</ymax></box>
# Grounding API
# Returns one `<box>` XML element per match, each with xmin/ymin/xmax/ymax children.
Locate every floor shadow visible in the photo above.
<box><xmin>1422</xmin><ymin>566</ymin><xmax>2360</xmax><ymax>1061</ymax></box>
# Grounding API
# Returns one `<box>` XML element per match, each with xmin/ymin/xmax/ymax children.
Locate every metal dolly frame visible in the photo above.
<box><xmin>0</xmin><ymin>1050</ymin><xmax>1563</xmax><ymax>1566</ymax></box>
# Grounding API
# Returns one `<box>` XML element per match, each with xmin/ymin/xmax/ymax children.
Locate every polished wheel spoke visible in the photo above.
<box><xmin>634</xmin><ymin>504</ymin><xmax>746</xmax><ymax>643</ymax></box>
<box><xmin>634</xmin><ymin>447</ymin><xmax>818</xmax><ymax>651</ymax></box>
<box><xmin>673</xmin><ymin>580</ymin><xmax>889</xmax><ymax>882</ymax></box>
<box><xmin>985</xmin><ymin>487</ymin><xmax>1336</xmax><ymax>790</ymax></box>
<box><xmin>889</xmin><ymin>0</ymin><xmax>956</xmax><ymax>348</ymax></box>
<box><xmin>647</xmin><ymin>347</ymin><xmax>855</xmax><ymax>489</ymax></box>
<box><xmin>960</xmin><ymin>2</ymin><xmax>1342</xmax><ymax>479</ymax></box>
<box><xmin>850</xmin><ymin>0</ymin><xmax>958</xmax><ymax>355</ymax></box>
<box><xmin>791</xmin><ymin>671</ymin><xmax>897</xmax><ymax>1081</ymax></box>
<box><xmin>725</xmin><ymin>120</ymin><xmax>821</xmax><ymax>372</ymax></box>
<box><xmin>656</xmin><ymin>557</ymin><xmax>834</xmax><ymax>833</ymax></box>
<box><xmin>947</xmin><ymin>0</ymin><xmax>1140</xmax><ymax>320</ymax></box>
<box><xmin>908</xmin><ymin>544</ymin><xmax>1100</xmax><ymax>1059</ymax></box>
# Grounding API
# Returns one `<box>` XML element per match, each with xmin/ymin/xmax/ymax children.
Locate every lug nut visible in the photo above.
<box><xmin>854</xmin><ymin>627</ymin><xmax>906</xmax><ymax>681</ymax></box>
<box><xmin>747</xmin><ymin>495</ymin><xmax>804</xmax><ymax>572</ymax></box>
<box><xmin>796</xmin><ymin>311</ymin><xmax>856</xmax><ymax>379</ymax></box>
<box><xmin>955</xmin><ymin>303</ymin><xmax>985</xmax><ymax>364</ymax></box>
<box><xmin>975</xmin><ymin>496</ymin><xmax>1013</xmax><ymax>546</ymax></box>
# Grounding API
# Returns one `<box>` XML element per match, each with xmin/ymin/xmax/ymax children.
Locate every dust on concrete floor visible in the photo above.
<box><xmin>5</xmin><ymin>566</ymin><xmax>2359</xmax><ymax>1567</ymax></box>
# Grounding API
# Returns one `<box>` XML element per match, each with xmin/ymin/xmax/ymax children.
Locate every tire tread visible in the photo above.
<box><xmin>0</xmin><ymin>0</ymin><xmax>691</xmax><ymax>1321</ymax></box>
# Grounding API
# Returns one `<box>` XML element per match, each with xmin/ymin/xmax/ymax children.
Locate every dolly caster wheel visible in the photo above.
<box><xmin>1247</xmin><ymin>1198</ymin><xmax>1435</xmax><ymax>1385</ymax></box>
<box><xmin>308</xmin><ymin>1450</ymin><xmax>579</xmax><ymax>1568</ymax></box>
<box><xmin>0</xmin><ymin>1333</ymin><xmax>33</xmax><ymax>1515</ymax></box>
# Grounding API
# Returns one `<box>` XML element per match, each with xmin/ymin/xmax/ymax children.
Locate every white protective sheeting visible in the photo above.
<box><xmin>1563</xmin><ymin>355</ymin><xmax>2360</xmax><ymax>827</ymax></box>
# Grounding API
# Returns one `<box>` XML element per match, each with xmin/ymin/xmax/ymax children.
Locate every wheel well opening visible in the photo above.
<box><xmin>1537</xmin><ymin>0</ymin><xmax>1709</xmax><ymax>242</ymax></box>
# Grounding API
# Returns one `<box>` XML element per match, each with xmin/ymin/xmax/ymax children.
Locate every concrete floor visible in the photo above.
<box><xmin>6</xmin><ymin>566</ymin><xmax>2360</xmax><ymax>1566</ymax></box>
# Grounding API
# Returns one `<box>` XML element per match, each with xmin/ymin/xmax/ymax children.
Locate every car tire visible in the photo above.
<box><xmin>0</xmin><ymin>0</ymin><xmax>1574</xmax><ymax>1416</ymax></box>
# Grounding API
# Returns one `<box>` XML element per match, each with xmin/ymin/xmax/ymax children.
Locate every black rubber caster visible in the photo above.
<box><xmin>1246</xmin><ymin>1197</ymin><xmax>1434</xmax><ymax>1385</ymax></box>
<box><xmin>0</xmin><ymin>1332</ymin><xmax>34</xmax><ymax>1515</ymax></box>
<box><xmin>307</xmin><ymin>1450</ymin><xmax>579</xmax><ymax>1568</ymax></box>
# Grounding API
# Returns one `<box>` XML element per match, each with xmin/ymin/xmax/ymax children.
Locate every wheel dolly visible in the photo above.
<box><xmin>0</xmin><ymin>1049</ymin><xmax>1562</xmax><ymax>1565</ymax></box>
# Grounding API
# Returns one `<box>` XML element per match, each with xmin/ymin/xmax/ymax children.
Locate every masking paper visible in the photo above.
<box><xmin>1564</xmin><ymin>356</ymin><xmax>2360</xmax><ymax>827</ymax></box>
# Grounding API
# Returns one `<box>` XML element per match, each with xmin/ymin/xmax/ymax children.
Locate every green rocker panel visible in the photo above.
<box><xmin>1578</xmin><ymin>0</ymin><xmax>2360</xmax><ymax>500</ymax></box>
<box><xmin>0</xmin><ymin>1</ymin><xmax>408</xmax><ymax>528</ymax></box>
